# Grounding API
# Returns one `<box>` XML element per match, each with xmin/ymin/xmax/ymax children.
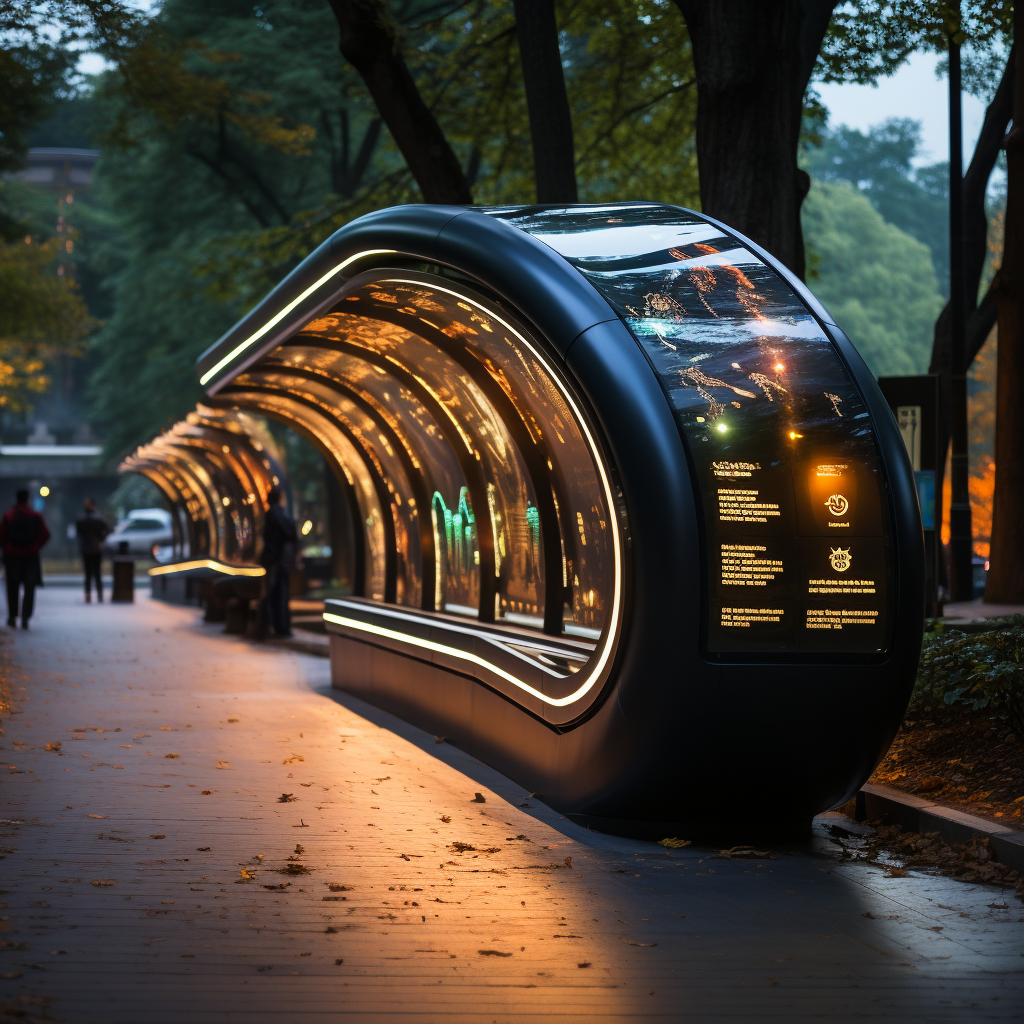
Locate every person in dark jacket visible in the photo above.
<box><xmin>76</xmin><ymin>498</ymin><xmax>110</xmax><ymax>603</ymax></box>
<box><xmin>260</xmin><ymin>485</ymin><xmax>298</xmax><ymax>637</ymax></box>
<box><xmin>0</xmin><ymin>489</ymin><xmax>51</xmax><ymax>628</ymax></box>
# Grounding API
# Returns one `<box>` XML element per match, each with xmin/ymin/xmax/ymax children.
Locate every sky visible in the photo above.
<box><xmin>816</xmin><ymin>51</ymin><xmax>988</xmax><ymax>167</ymax></box>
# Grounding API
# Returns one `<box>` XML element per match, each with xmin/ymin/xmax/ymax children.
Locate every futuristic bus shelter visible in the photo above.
<box><xmin>120</xmin><ymin>405</ymin><xmax>288</xmax><ymax>601</ymax></box>
<box><xmin>196</xmin><ymin>202</ymin><xmax>924</xmax><ymax>834</ymax></box>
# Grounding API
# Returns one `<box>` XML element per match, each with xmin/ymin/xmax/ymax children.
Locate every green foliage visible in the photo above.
<box><xmin>914</xmin><ymin>617</ymin><xmax>1024</xmax><ymax>735</ymax></box>
<box><xmin>802</xmin><ymin>181</ymin><xmax>943</xmax><ymax>377</ymax></box>
<box><xmin>803</xmin><ymin>118</ymin><xmax>949</xmax><ymax>295</ymax></box>
<box><xmin>0</xmin><ymin>42</ymin><xmax>74</xmax><ymax>174</ymax></box>
<box><xmin>0</xmin><ymin>230</ymin><xmax>92</xmax><ymax>410</ymax></box>
<box><xmin>82</xmin><ymin>0</ymin><xmax>701</xmax><ymax>457</ymax></box>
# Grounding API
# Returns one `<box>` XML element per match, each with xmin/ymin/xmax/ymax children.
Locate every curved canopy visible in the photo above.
<box><xmin>195</xmin><ymin>202</ymin><xmax>916</xmax><ymax>736</ymax></box>
<box><xmin>120</xmin><ymin>404</ymin><xmax>288</xmax><ymax>570</ymax></box>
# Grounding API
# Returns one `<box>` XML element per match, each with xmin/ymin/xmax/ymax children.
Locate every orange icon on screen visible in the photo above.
<box><xmin>825</xmin><ymin>493</ymin><xmax>849</xmax><ymax>517</ymax></box>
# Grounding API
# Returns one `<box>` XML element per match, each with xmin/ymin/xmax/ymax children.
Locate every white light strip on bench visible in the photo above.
<box><xmin>325</xmin><ymin>610</ymin><xmax>593</xmax><ymax>708</ymax></box>
<box><xmin>148</xmin><ymin>559</ymin><xmax>265</xmax><ymax>577</ymax></box>
<box><xmin>200</xmin><ymin>249</ymin><xmax>397</xmax><ymax>386</ymax></box>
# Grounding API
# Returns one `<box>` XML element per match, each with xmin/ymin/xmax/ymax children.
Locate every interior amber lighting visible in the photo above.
<box><xmin>148</xmin><ymin>559</ymin><xmax>265</xmax><ymax>577</ymax></box>
<box><xmin>774</xmin><ymin>362</ymin><xmax>785</xmax><ymax>373</ymax></box>
<box><xmin>301</xmin><ymin>520</ymin><xmax>313</xmax><ymax>535</ymax></box>
<box><xmin>198</xmin><ymin>249</ymin><xmax>397</xmax><ymax>386</ymax></box>
<box><xmin>789</xmin><ymin>430</ymin><xmax>803</xmax><ymax>440</ymax></box>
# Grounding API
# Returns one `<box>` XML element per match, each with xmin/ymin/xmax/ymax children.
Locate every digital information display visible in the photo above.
<box><xmin>518</xmin><ymin>203</ymin><xmax>895</xmax><ymax>657</ymax></box>
<box><xmin>706</xmin><ymin>456</ymin><xmax>888</xmax><ymax>654</ymax></box>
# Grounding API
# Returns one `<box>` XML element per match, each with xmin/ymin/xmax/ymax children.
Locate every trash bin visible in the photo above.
<box><xmin>112</xmin><ymin>540</ymin><xmax>134</xmax><ymax>603</ymax></box>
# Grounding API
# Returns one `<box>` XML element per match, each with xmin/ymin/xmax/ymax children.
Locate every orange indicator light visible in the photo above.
<box><xmin>788</xmin><ymin>430</ymin><xmax>803</xmax><ymax>440</ymax></box>
<box><xmin>774</xmin><ymin>362</ymin><xmax>785</xmax><ymax>373</ymax></box>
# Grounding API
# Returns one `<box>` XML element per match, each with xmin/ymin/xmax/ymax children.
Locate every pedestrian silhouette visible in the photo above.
<box><xmin>76</xmin><ymin>498</ymin><xmax>110</xmax><ymax>603</ymax></box>
<box><xmin>259</xmin><ymin>485</ymin><xmax>298</xmax><ymax>638</ymax></box>
<box><xmin>0</xmin><ymin>489</ymin><xmax>51</xmax><ymax>628</ymax></box>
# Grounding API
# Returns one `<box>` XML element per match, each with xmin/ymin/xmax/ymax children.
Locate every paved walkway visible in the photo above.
<box><xmin>1</xmin><ymin>589</ymin><xmax>1023</xmax><ymax>1023</ymax></box>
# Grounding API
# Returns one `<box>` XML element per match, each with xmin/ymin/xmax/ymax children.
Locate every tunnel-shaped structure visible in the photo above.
<box><xmin>120</xmin><ymin>404</ymin><xmax>288</xmax><ymax>579</ymax></box>
<box><xmin>197</xmin><ymin>202</ymin><xmax>924</xmax><ymax>833</ymax></box>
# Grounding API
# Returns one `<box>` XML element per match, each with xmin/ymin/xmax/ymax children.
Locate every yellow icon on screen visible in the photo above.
<box><xmin>829</xmin><ymin>547</ymin><xmax>852</xmax><ymax>572</ymax></box>
<box><xmin>825</xmin><ymin>493</ymin><xmax>849</xmax><ymax>517</ymax></box>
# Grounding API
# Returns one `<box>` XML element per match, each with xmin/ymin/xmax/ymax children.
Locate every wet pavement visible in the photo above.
<box><xmin>1</xmin><ymin>588</ymin><xmax>1023</xmax><ymax>1022</ymax></box>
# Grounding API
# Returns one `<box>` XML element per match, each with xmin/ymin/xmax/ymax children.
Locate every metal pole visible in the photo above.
<box><xmin>948</xmin><ymin>15</ymin><xmax>974</xmax><ymax>602</ymax></box>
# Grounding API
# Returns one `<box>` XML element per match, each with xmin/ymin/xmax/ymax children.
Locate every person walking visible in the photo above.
<box><xmin>0</xmin><ymin>489</ymin><xmax>50</xmax><ymax>628</ymax></box>
<box><xmin>76</xmin><ymin>498</ymin><xmax>110</xmax><ymax>603</ymax></box>
<box><xmin>260</xmin><ymin>485</ymin><xmax>298</xmax><ymax>638</ymax></box>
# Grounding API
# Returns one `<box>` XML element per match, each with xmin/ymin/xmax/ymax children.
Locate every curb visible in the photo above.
<box><xmin>839</xmin><ymin>782</ymin><xmax>1024</xmax><ymax>874</ymax></box>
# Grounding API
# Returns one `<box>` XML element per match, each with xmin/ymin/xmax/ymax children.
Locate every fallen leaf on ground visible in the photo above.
<box><xmin>238</xmin><ymin>867</ymin><xmax>254</xmax><ymax>880</ymax></box>
<box><xmin>440</xmin><ymin>815</ymin><xmax>451</xmax><ymax>823</ymax></box>
<box><xmin>164</xmin><ymin>754</ymin><xmax>180</xmax><ymax>759</ymax></box>
<box><xmin>659</xmin><ymin>837</ymin><xmax>691</xmax><ymax>849</ymax></box>
<box><xmin>87</xmin><ymin>814</ymin><xmax>107</xmax><ymax>819</ymax></box>
<box><xmin>263</xmin><ymin>883</ymin><xmax>290</xmax><ymax>891</ymax></box>
<box><xmin>201</xmin><ymin>790</ymin><xmax>213</xmax><ymax>795</ymax></box>
<box><xmin>716</xmin><ymin>846</ymin><xmax>773</xmax><ymax>859</ymax></box>
<box><xmin>90</xmin><ymin>879</ymin><xmax>115</xmax><ymax>886</ymax></box>
<box><xmin>278</xmin><ymin>864</ymin><xmax>310</xmax><ymax>875</ymax></box>
<box><xmin>283</xmin><ymin>756</ymin><xmax>304</xmax><ymax>765</ymax></box>
<box><xmin>478</xmin><ymin>950</ymin><xmax>511</xmax><ymax>957</ymax></box>
<box><xmin>471</xmin><ymin>793</ymin><xmax>486</xmax><ymax>803</ymax></box>
<box><xmin>150</xmin><ymin>835</ymin><xmax>165</xmax><ymax>839</ymax></box>
<box><xmin>327</xmin><ymin>884</ymin><xmax>353</xmax><ymax>892</ymax></box>
<box><xmin>44</xmin><ymin>742</ymin><xmax>61</xmax><ymax>752</ymax></box>
<box><xmin>216</xmin><ymin>761</ymin><xmax>232</xmax><ymax>769</ymax></box>
<box><xmin>578</xmin><ymin>962</ymin><xmax>591</xmax><ymax>968</ymax></box>
<box><xmin>278</xmin><ymin>793</ymin><xmax>296</xmax><ymax>803</ymax></box>
<box><xmin>619</xmin><ymin>937</ymin><xmax>657</xmax><ymax>947</ymax></box>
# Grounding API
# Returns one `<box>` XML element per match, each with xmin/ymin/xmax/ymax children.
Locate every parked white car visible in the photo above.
<box><xmin>104</xmin><ymin>508</ymin><xmax>174</xmax><ymax>556</ymax></box>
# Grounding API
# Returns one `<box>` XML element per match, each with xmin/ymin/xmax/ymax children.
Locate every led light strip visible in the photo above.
<box><xmin>148</xmin><ymin>559</ymin><xmax>265</xmax><ymax>577</ymax></box>
<box><xmin>325</xmin><ymin>611</ymin><xmax>582</xmax><ymax>707</ymax></box>
<box><xmin>199</xmin><ymin>249</ymin><xmax>397</xmax><ymax>386</ymax></box>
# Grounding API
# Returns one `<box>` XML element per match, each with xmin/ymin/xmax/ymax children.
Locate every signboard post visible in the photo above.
<box><xmin>877</xmin><ymin>375</ymin><xmax>940</xmax><ymax>616</ymax></box>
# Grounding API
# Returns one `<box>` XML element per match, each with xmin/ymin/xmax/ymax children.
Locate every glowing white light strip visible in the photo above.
<box><xmin>199</xmin><ymin>249</ymin><xmax>397</xmax><ymax>386</ymax></box>
<box><xmin>148</xmin><ymin>559</ymin><xmax>265</xmax><ymax>577</ymax></box>
<box><xmin>325</xmin><ymin>611</ymin><xmax>587</xmax><ymax>707</ymax></box>
<box><xmin>381</xmin><ymin>277</ymin><xmax>624</xmax><ymax>706</ymax></box>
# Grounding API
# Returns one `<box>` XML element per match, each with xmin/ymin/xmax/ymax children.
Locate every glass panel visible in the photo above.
<box><xmin>225</xmin><ymin>387</ymin><xmax>388</xmax><ymax>602</ymax></box>
<box><xmin>494</xmin><ymin>204</ymin><xmax>893</xmax><ymax>655</ymax></box>
<box><xmin>240</xmin><ymin>369</ymin><xmax>421</xmax><ymax>607</ymax></box>
<box><xmin>300</xmin><ymin>277</ymin><xmax>615</xmax><ymax>637</ymax></box>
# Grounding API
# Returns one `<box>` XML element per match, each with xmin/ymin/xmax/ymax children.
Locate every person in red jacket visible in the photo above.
<box><xmin>0</xmin><ymin>489</ymin><xmax>51</xmax><ymax>628</ymax></box>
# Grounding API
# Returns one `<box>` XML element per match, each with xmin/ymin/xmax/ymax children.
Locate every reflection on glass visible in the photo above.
<box><xmin>492</xmin><ymin>203</ymin><xmax>892</xmax><ymax>655</ymax></box>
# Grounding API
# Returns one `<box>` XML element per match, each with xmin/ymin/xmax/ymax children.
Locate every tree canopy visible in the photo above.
<box><xmin>802</xmin><ymin>180</ymin><xmax>944</xmax><ymax>377</ymax></box>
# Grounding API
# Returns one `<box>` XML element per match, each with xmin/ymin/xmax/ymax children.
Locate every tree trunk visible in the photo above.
<box><xmin>513</xmin><ymin>0</ymin><xmax>578</xmax><ymax>203</ymax></box>
<box><xmin>927</xmin><ymin>46</ymin><xmax>1015</xmax><ymax>597</ymax></box>
<box><xmin>986</xmin><ymin>13</ymin><xmax>1024</xmax><ymax>603</ymax></box>
<box><xmin>327</xmin><ymin>0</ymin><xmax>472</xmax><ymax>205</ymax></box>
<box><xmin>672</xmin><ymin>1</ymin><xmax>835</xmax><ymax>278</ymax></box>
